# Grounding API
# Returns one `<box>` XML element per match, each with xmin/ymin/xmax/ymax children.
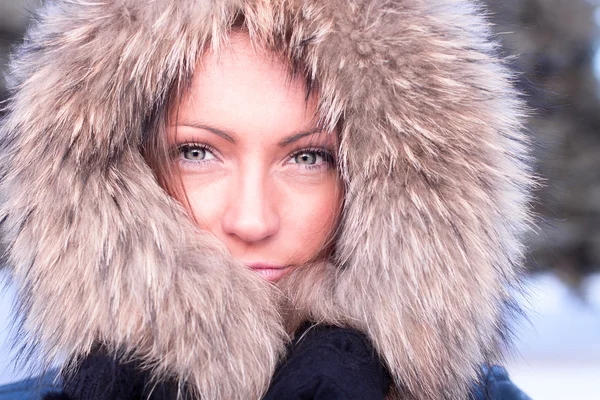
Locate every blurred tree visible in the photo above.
<box><xmin>484</xmin><ymin>0</ymin><xmax>600</xmax><ymax>289</ymax></box>
<box><xmin>1</xmin><ymin>1</ymin><xmax>42</xmax><ymax>102</ymax></box>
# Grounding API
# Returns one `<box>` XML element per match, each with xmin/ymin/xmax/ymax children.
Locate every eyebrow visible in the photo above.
<box><xmin>278</xmin><ymin>127</ymin><xmax>326</xmax><ymax>147</ymax></box>
<box><xmin>175</xmin><ymin>122</ymin><xmax>325</xmax><ymax>147</ymax></box>
<box><xmin>177</xmin><ymin>122</ymin><xmax>237</xmax><ymax>143</ymax></box>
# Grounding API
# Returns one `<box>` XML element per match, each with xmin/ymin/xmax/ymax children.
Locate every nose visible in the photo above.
<box><xmin>221</xmin><ymin>167</ymin><xmax>280</xmax><ymax>243</ymax></box>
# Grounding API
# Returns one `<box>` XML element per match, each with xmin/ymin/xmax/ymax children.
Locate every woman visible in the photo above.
<box><xmin>0</xmin><ymin>0</ymin><xmax>535</xmax><ymax>399</ymax></box>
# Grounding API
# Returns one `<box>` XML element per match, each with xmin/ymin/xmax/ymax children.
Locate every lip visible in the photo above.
<box><xmin>245</xmin><ymin>263</ymin><xmax>291</xmax><ymax>282</ymax></box>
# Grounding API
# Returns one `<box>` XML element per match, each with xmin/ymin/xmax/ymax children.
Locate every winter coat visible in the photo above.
<box><xmin>0</xmin><ymin>0</ymin><xmax>536</xmax><ymax>399</ymax></box>
<box><xmin>0</xmin><ymin>325</ymin><xmax>530</xmax><ymax>399</ymax></box>
<box><xmin>32</xmin><ymin>325</ymin><xmax>529</xmax><ymax>400</ymax></box>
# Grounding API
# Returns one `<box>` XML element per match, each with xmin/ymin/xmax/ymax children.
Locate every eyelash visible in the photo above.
<box><xmin>287</xmin><ymin>147</ymin><xmax>336</xmax><ymax>171</ymax></box>
<box><xmin>175</xmin><ymin>143</ymin><xmax>336</xmax><ymax>170</ymax></box>
<box><xmin>175</xmin><ymin>142</ymin><xmax>219</xmax><ymax>166</ymax></box>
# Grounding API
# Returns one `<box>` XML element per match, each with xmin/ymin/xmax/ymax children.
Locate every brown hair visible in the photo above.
<box><xmin>141</xmin><ymin>84</ymin><xmax>189</xmax><ymax>204</ymax></box>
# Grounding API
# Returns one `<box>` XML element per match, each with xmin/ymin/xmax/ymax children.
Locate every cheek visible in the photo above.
<box><xmin>279</xmin><ymin>176</ymin><xmax>343</xmax><ymax>259</ymax></box>
<box><xmin>180</xmin><ymin>175</ymin><xmax>228</xmax><ymax>231</ymax></box>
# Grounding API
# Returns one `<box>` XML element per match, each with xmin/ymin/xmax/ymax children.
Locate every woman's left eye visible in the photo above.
<box><xmin>289</xmin><ymin>150</ymin><xmax>333</xmax><ymax>167</ymax></box>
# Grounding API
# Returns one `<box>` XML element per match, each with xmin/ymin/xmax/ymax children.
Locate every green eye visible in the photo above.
<box><xmin>290</xmin><ymin>149</ymin><xmax>334</xmax><ymax>168</ymax></box>
<box><xmin>179</xmin><ymin>145</ymin><xmax>215</xmax><ymax>161</ymax></box>
<box><xmin>294</xmin><ymin>152</ymin><xmax>319</xmax><ymax>165</ymax></box>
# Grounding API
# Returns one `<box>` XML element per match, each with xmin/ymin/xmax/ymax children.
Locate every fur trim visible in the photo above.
<box><xmin>0</xmin><ymin>0</ymin><xmax>536</xmax><ymax>399</ymax></box>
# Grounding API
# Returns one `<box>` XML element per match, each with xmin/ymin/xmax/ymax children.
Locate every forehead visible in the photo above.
<box><xmin>173</xmin><ymin>33</ymin><xmax>321</xmax><ymax>142</ymax></box>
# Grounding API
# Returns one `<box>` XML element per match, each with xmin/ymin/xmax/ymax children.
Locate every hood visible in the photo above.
<box><xmin>0</xmin><ymin>0</ymin><xmax>536</xmax><ymax>399</ymax></box>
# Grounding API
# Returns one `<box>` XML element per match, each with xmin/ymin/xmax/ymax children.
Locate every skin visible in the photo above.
<box><xmin>167</xmin><ymin>33</ymin><xmax>343</xmax><ymax>282</ymax></box>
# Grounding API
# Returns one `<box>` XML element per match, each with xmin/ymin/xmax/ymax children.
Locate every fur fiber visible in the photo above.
<box><xmin>0</xmin><ymin>0</ymin><xmax>536</xmax><ymax>399</ymax></box>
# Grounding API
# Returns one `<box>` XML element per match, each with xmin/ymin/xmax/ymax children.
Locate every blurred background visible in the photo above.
<box><xmin>1</xmin><ymin>0</ymin><xmax>599</xmax><ymax>398</ymax></box>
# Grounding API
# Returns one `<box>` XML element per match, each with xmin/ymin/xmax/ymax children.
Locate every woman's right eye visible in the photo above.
<box><xmin>178</xmin><ymin>144</ymin><xmax>216</xmax><ymax>161</ymax></box>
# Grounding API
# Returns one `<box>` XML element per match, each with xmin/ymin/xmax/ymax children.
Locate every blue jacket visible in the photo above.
<box><xmin>0</xmin><ymin>365</ymin><xmax>532</xmax><ymax>400</ymax></box>
<box><xmin>0</xmin><ymin>326</ymin><xmax>531</xmax><ymax>400</ymax></box>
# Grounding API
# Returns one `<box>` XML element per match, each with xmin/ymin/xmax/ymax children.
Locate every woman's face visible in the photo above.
<box><xmin>167</xmin><ymin>33</ymin><xmax>343</xmax><ymax>282</ymax></box>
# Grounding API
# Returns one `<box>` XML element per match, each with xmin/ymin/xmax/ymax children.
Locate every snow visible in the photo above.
<box><xmin>0</xmin><ymin>271</ymin><xmax>23</xmax><ymax>386</ymax></box>
<box><xmin>506</xmin><ymin>273</ymin><xmax>600</xmax><ymax>399</ymax></box>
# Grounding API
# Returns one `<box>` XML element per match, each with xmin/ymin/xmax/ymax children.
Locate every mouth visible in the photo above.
<box><xmin>245</xmin><ymin>263</ymin><xmax>291</xmax><ymax>282</ymax></box>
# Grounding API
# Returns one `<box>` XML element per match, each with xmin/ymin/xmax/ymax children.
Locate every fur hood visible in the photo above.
<box><xmin>0</xmin><ymin>0</ymin><xmax>535</xmax><ymax>399</ymax></box>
